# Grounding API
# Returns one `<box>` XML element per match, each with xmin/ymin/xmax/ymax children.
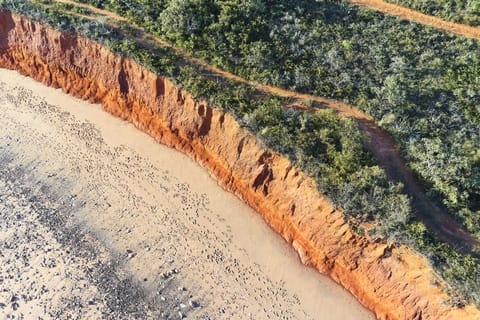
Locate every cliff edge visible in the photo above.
<box><xmin>0</xmin><ymin>11</ymin><xmax>478</xmax><ymax>319</ymax></box>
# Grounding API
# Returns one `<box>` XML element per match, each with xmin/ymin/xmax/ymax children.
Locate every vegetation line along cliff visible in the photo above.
<box><xmin>0</xmin><ymin>1</ymin><xmax>479</xmax><ymax>319</ymax></box>
<box><xmin>56</xmin><ymin>0</ymin><xmax>480</xmax><ymax>251</ymax></box>
<box><xmin>22</xmin><ymin>0</ymin><xmax>480</xmax><ymax>308</ymax></box>
<box><xmin>49</xmin><ymin>0</ymin><xmax>480</xmax><ymax>257</ymax></box>
<box><xmin>0</xmin><ymin>11</ymin><xmax>467</xmax><ymax>320</ymax></box>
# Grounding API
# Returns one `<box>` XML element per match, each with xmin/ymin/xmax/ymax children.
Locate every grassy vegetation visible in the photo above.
<box><xmin>384</xmin><ymin>0</ymin><xmax>480</xmax><ymax>27</ymax></box>
<box><xmin>1</xmin><ymin>0</ymin><xmax>479</xmax><ymax>307</ymax></box>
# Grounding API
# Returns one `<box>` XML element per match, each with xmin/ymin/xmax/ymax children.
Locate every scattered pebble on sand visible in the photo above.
<box><xmin>0</xmin><ymin>69</ymin><xmax>374</xmax><ymax>320</ymax></box>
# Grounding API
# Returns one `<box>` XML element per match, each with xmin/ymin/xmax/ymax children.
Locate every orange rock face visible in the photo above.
<box><xmin>0</xmin><ymin>11</ymin><xmax>478</xmax><ymax>320</ymax></box>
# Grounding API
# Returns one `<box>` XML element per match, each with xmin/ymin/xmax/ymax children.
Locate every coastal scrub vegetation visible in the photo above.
<box><xmin>1</xmin><ymin>0</ymin><xmax>479</xmax><ymax>307</ymax></box>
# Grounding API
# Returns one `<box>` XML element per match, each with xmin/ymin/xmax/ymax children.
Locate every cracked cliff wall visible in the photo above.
<box><xmin>0</xmin><ymin>11</ymin><xmax>478</xmax><ymax>320</ymax></box>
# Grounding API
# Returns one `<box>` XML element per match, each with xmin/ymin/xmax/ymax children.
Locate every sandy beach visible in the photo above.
<box><xmin>0</xmin><ymin>68</ymin><xmax>374</xmax><ymax>319</ymax></box>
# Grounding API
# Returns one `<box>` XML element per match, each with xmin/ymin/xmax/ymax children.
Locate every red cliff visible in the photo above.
<box><xmin>0</xmin><ymin>11</ymin><xmax>478</xmax><ymax>320</ymax></box>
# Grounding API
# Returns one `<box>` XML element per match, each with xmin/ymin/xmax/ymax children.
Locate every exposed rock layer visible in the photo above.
<box><xmin>0</xmin><ymin>11</ymin><xmax>478</xmax><ymax>320</ymax></box>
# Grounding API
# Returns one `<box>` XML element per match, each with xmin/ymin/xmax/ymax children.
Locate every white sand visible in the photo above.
<box><xmin>0</xmin><ymin>68</ymin><xmax>374</xmax><ymax>319</ymax></box>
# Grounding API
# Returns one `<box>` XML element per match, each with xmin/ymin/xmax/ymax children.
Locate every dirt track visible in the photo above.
<box><xmin>350</xmin><ymin>0</ymin><xmax>480</xmax><ymax>39</ymax></box>
<box><xmin>48</xmin><ymin>0</ymin><xmax>480</xmax><ymax>255</ymax></box>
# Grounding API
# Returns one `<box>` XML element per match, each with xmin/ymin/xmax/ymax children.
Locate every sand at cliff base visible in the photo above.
<box><xmin>0</xmin><ymin>68</ymin><xmax>374</xmax><ymax>319</ymax></box>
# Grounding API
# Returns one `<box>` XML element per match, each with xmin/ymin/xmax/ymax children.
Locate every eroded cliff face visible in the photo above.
<box><xmin>0</xmin><ymin>11</ymin><xmax>478</xmax><ymax>320</ymax></box>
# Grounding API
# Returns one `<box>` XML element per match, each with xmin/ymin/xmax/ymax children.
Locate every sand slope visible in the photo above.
<box><xmin>0</xmin><ymin>69</ymin><xmax>373</xmax><ymax>319</ymax></box>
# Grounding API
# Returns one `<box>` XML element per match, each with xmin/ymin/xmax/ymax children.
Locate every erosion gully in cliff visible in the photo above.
<box><xmin>0</xmin><ymin>11</ymin><xmax>479</xmax><ymax>320</ymax></box>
